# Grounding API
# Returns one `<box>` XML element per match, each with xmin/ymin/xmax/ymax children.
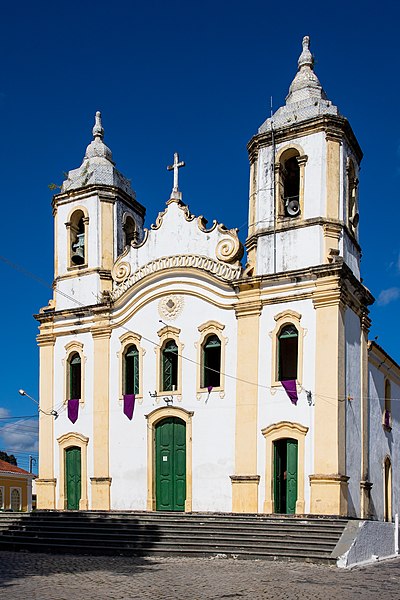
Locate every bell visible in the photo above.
<box><xmin>71</xmin><ymin>233</ymin><xmax>85</xmax><ymax>265</ymax></box>
<box><xmin>285</xmin><ymin>197</ymin><xmax>300</xmax><ymax>217</ymax></box>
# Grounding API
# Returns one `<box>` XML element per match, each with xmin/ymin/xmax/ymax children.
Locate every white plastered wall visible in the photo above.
<box><xmin>55</xmin><ymin>194</ymin><xmax>102</xmax><ymax>311</ymax></box>
<box><xmin>257</xmin><ymin>298</ymin><xmax>316</xmax><ymax>514</ymax></box>
<box><xmin>52</xmin><ymin>332</ymin><xmax>95</xmax><ymax>508</ymax></box>
<box><xmin>108</xmin><ymin>277</ymin><xmax>238</xmax><ymax>512</ymax></box>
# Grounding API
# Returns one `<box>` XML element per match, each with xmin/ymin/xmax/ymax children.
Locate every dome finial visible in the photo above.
<box><xmin>92</xmin><ymin>110</ymin><xmax>104</xmax><ymax>140</ymax></box>
<box><xmin>298</xmin><ymin>35</ymin><xmax>314</xmax><ymax>70</ymax></box>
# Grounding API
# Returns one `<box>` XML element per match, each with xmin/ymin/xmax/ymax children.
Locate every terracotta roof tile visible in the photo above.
<box><xmin>0</xmin><ymin>459</ymin><xmax>32</xmax><ymax>476</ymax></box>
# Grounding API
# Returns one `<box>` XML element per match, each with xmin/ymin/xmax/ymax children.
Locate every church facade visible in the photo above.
<box><xmin>36</xmin><ymin>37</ymin><xmax>400</xmax><ymax>521</ymax></box>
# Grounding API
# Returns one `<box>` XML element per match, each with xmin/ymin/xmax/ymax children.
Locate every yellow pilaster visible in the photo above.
<box><xmin>100</xmin><ymin>198</ymin><xmax>114</xmax><ymax>293</ymax></box>
<box><xmin>311</xmin><ymin>280</ymin><xmax>348</xmax><ymax>515</ymax></box>
<box><xmin>36</xmin><ymin>326</ymin><xmax>56</xmax><ymax>509</ymax></box>
<box><xmin>326</xmin><ymin>134</ymin><xmax>341</xmax><ymax>220</ymax></box>
<box><xmin>91</xmin><ymin>317</ymin><xmax>112</xmax><ymax>509</ymax></box>
<box><xmin>232</xmin><ymin>285</ymin><xmax>261</xmax><ymax>512</ymax></box>
<box><xmin>248</xmin><ymin>160</ymin><xmax>258</xmax><ymax>238</ymax></box>
<box><xmin>323</xmin><ymin>223</ymin><xmax>342</xmax><ymax>264</ymax></box>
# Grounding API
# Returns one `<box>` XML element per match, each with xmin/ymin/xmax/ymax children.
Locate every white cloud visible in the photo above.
<box><xmin>377</xmin><ymin>287</ymin><xmax>400</xmax><ymax>306</ymax></box>
<box><xmin>0</xmin><ymin>407</ymin><xmax>10</xmax><ymax>419</ymax></box>
<box><xmin>0</xmin><ymin>418</ymin><xmax>38</xmax><ymax>453</ymax></box>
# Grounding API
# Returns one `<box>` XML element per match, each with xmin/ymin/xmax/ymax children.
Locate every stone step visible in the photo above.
<box><xmin>0</xmin><ymin>510</ymin><xmax>346</xmax><ymax>521</ymax></box>
<box><xmin>0</xmin><ymin>535</ymin><xmax>336</xmax><ymax>557</ymax></box>
<box><xmin>0</xmin><ymin>540</ymin><xmax>337</xmax><ymax>562</ymax></box>
<box><xmin>0</xmin><ymin>511</ymin><xmax>347</xmax><ymax>563</ymax></box>
<box><xmin>0</xmin><ymin>514</ymin><xmax>346</xmax><ymax>530</ymax></box>
<box><xmin>1</xmin><ymin>520</ymin><xmax>344</xmax><ymax>534</ymax></box>
<box><xmin>2</xmin><ymin>525</ymin><xmax>342</xmax><ymax>541</ymax></box>
<box><xmin>0</xmin><ymin>529</ymin><xmax>339</xmax><ymax>547</ymax></box>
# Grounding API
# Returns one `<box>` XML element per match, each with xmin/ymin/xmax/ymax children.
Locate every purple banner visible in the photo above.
<box><xmin>68</xmin><ymin>399</ymin><xmax>79</xmax><ymax>423</ymax></box>
<box><xmin>281</xmin><ymin>380</ymin><xmax>298</xmax><ymax>405</ymax></box>
<box><xmin>123</xmin><ymin>394</ymin><xmax>135</xmax><ymax>420</ymax></box>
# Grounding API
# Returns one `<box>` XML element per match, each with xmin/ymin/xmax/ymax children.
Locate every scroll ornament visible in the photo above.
<box><xmin>112</xmin><ymin>260</ymin><xmax>131</xmax><ymax>283</ymax></box>
<box><xmin>215</xmin><ymin>230</ymin><xmax>244</xmax><ymax>264</ymax></box>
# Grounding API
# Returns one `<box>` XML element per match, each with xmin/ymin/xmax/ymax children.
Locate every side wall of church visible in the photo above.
<box><xmin>344</xmin><ymin>307</ymin><xmax>362</xmax><ymax>517</ymax></box>
<box><xmin>369</xmin><ymin>362</ymin><xmax>400</xmax><ymax>521</ymax></box>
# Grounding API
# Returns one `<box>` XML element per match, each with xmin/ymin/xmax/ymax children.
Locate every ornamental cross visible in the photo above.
<box><xmin>167</xmin><ymin>152</ymin><xmax>185</xmax><ymax>193</ymax></box>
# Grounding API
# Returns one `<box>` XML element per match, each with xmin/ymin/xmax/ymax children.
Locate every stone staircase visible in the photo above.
<box><xmin>0</xmin><ymin>511</ymin><xmax>347</xmax><ymax>563</ymax></box>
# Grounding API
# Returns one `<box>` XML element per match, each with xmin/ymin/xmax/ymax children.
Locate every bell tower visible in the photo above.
<box><xmin>246</xmin><ymin>36</ymin><xmax>362</xmax><ymax>278</ymax></box>
<box><xmin>52</xmin><ymin>112</ymin><xmax>145</xmax><ymax>311</ymax></box>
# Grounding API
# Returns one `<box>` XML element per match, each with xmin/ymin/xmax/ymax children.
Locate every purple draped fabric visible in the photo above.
<box><xmin>68</xmin><ymin>399</ymin><xmax>79</xmax><ymax>423</ymax></box>
<box><xmin>207</xmin><ymin>386</ymin><xmax>213</xmax><ymax>394</ymax></box>
<box><xmin>281</xmin><ymin>380</ymin><xmax>298</xmax><ymax>405</ymax></box>
<box><xmin>123</xmin><ymin>394</ymin><xmax>135</xmax><ymax>420</ymax></box>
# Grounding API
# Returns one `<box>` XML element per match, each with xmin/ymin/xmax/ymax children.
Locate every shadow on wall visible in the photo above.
<box><xmin>0</xmin><ymin>511</ymin><xmax>161</xmax><ymax>587</ymax></box>
<box><xmin>347</xmin><ymin>490</ymin><xmax>356</xmax><ymax>519</ymax></box>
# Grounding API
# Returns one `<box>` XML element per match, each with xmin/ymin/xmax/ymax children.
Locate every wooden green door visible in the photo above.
<box><xmin>273</xmin><ymin>439</ymin><xmax>297</xmax><ymax>514</ymax></box>
<box><xmin>286</xmin><ymin>439</ymin><xmax>298</xmax><ymax>514</ymax></box>
<box><xmin>66</xmin><ymin>446</ymin><xmax>81</xmax><ymax>510</ymax></box>
<box><xmin>155</xmin><ymin>418</ymin><xmax>186</xmax><ymax>511</ymax></box>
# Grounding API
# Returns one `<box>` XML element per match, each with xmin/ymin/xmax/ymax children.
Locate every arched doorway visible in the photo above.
<box><xmin>273</xmin><ymin>438</ymin><xmax>298</xmax><ymax>514</ymax></box>
<box><xmin>155</xmin><ymin>417</ymin><xmax>186</xmax><ymax>511</ymax></box>
<box><xmin>65</xmin><ymin>446</ymin><xmax>81</xmax><ymax>510</ymax></box>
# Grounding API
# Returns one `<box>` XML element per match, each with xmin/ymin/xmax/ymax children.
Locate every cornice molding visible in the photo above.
<box><xmin>247</xmin><ymin>114</ymin><xmax>363</xmax><ymax>163</ymax></box>
<box><xmin>55</xmin><ymin>267</ymin><xmax>112</xmax><ymax>282</ymax></box>
<box><xmin>91</xmin><ymin>326</ymin><xmax>112</xmax><ymax>339</ymax></box>
<box><xmin>234</xmin><ymin>299</ymin><xmax>262</xmax><ymax>318</ymax></box>
<box><xmin>245</xmin><ymin>217</ymin><xmax>362</xmax><ymax>254</ymax></box>
<box><xmin>53</xmin><ymin>184</ymin><xmax>145</xmax><ymax>218</ymax></box>
<box><xmin>36</xmin><ymin>333</ymin><xmax>56</xmax><ymax>347</ymax></box>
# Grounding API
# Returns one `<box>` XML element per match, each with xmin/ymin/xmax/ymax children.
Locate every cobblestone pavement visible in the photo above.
<box><xmin>1</xmin><ymin>551</ymin><xmax>400</xmax><ymax>600</ymax></box>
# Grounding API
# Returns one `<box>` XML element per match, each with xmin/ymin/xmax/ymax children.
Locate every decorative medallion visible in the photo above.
<box><xmin>158</xmin><ymin>295</ymin><xmax>184</xmax><ymax>321</ymax></box>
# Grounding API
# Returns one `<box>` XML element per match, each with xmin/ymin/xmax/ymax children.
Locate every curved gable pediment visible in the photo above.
<box><xmin>111</xmin><ymin>198</ymin><xmax>243</xmax><ymax>300</ymax></box>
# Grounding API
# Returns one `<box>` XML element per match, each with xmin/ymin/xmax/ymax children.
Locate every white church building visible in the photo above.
<box><xmin>35</xmin><ymin>37</ymin><xmax>400</xmax><ymax>521</ymax></box>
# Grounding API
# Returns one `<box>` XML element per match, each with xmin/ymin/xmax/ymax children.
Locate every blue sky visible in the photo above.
<box><xmin>0</xmin><ymin>1</ymin><xmax>399</xmax><ymax>469</ymax></box>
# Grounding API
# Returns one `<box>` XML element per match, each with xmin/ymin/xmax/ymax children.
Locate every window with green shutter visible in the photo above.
<box><xmin>202</xmin><ymin>334</ymin><xmax>221</xmax><ymax>388</ymax></box>
<box><xmin>278</xmin><ymin>324</ymin><xmax>298</xmax><ymax>381</ymax></box>
<box><xmin>69</xmin><ymin>353</ymin><xmax>81</xmax><ymax>399</ymax></box>
<box><xmin>124</xmin><ymin>345</ymin><xmax>139</xmax><ymax>395</ymax></box>
<box><xmin>162</xmin><ymin>340</ymin><xmax>178</xmax><ymax>391</ymax></box>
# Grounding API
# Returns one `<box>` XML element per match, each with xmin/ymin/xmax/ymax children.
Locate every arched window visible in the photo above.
<box><xmin>278</xmin><ymin>324</ymin><xmax>298</xmax><ymax>381</ymax></box>
<box><xmin>383</xmin><ymin>379</ymin><xmax>392</xmax><ymax>429</ymax></box>
<box><xmin>70</xmin><ymin>210</ymin><xmax>86</xmax><ymax>266</ymax></box>
<box><xmin>162</xmin><ymin>340</ymin><xmax>178</xmax><ymax>392</ymax></box>
<box><xmin>202</xmin><ymin>334</ymin><xmax>221</xmax><ymax>388</ymax></box>
<box><xmin>10</xmin><ymin>488</ymin><xmax>21</xmax><ymax>512</ymax></box>
<box><xmin>124</xmin><ymin>345</ymin><xmax>139</xmax><ymax>395</ymax></box>
<box><xmin>68</xmin><ymin>352</ymin><xmax>82</xmax><ymax>400</ymax></box>
<box><xmin>124</xmin><ymin>215</ymin><xmax>137</xmax><ymax>247</ymax></box>
<box><xmin>279</xmin><ymin>149</ymin><xmax>301</xmax><ymax>218</ymax></box>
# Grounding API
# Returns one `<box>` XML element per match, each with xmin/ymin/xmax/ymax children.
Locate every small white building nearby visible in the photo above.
<box><xmin>35</xmin><ymin>36</ymin><xmax>397</xmax><ymax>522</ymax></box>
